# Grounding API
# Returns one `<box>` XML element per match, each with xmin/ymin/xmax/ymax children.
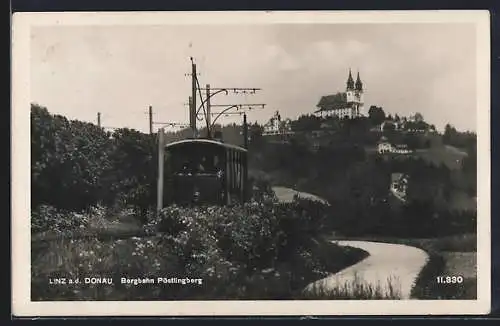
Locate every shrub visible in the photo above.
<box><xmin>31</xmin><ymin>205</ymin><xmax>90</xmax><ymax>235</ymax></box>
<box><xmin>32</xmin><ymin>194</ymin><xmax>370</xmax><ymax>300</ymax></box>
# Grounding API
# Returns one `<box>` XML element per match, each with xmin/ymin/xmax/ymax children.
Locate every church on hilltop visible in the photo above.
<box><xmin>314</xmin><ymin>69</ymin><xmax>365</xmax><ymax>119</ymax></box>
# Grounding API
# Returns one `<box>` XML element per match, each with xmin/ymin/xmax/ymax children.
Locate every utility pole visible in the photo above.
<box><xmin>191</xmin><ymin>59</ymin><xmax>197</xmax><ymax>138</ymax></box>
<box><xmin>149</xmin><ymin>106</ymin><xmax>153</xmax><ymax>134</ymax></box>
<box><xmin>243</xmin><ymin>112</ymin><xmax>248</xmax><ymax>149</ymax></box>
<box><xmin>188</xmin><ymin>96</ymin><xmax>195</xmax><ymax>137</ymax></box>
<box><xmin>206</xmin><ymin>84</ymin><xmax>211</xmax><ymax>138</ymax></box>
<box><xmin>243</xmin><ymin>113</ymin><xmax>248</xmax><ymax>202</ymax></box>
<box><xmin>97</xmin><ymin>112</ymin><xmax>101</xmax><ymax>127</ymax></box>
<box><xmin>157</xmin><ymin>127</ymin><xmax>165</xmax><ymax>213</ymax></box>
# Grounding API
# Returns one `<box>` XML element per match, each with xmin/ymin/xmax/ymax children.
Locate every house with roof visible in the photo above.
<box><xmin>263</xmin><ymin>111</ymin><xmax>293</xmax><ymax>136</ymax></box>
<box><xmin>263</xmin><ymin>111</ymin><xmax>281</xmax><ymax>136</ymax></box>
<box><xmin>314</xmin><ymin>69</ymin><xmax>365</xmax><ymax>119</ymax></box>
<box><xmin>390</xmin><ymin>172</ymin><xmax>409</xmax><ymax>202</ymax></box>
<box><xmin>379</xmin><ymin>120</ymin><xmax>406</xmax><ymax>132</ymax></box>
<box><xmin>377</xmin><ymin>136</ymin><xmax>413</xmax><ymax>155</ymax></box>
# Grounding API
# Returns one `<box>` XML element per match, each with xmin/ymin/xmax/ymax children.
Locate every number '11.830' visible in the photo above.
<box><xmin>436</xmin><ymin>276</ymin><xmax>464</xmax><ymax>284</ymax></box>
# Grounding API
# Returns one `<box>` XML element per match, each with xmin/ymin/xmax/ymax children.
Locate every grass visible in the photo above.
<box><xmin>31</xmin><ymin>206</ymin><xmax>146</xmax><ymax>243</ymax></box>
<box><xmin>31</xmin><ymin>235</ymin><xmax>169</xmax><ymax>301</ymax></box>
<box><xmin>448</xmin><ymin>190</ymin><xmax>477</xmax><ymax>212</ymax></box>
<box><xmin>408</xmin><ymin>233</ymin><xmax>476</xmax><ymax>253</ymax></box>
<box><xmin>442</xmin><ymin>252</ymin><xmax>476</xmax><ymax>278</ymax></box>
<box><xmin>414</xmin><ymin>145</ymin><xmax>468</xmax><ymax>171</ymax></box>
<box><xmin>299</xmin><ymin>274</ymin><xmax>402</xmax><ymax>300</ymax></box>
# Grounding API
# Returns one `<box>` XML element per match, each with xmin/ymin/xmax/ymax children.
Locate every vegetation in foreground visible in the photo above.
<box><xmin>32</xmin><ymin>198</ymin><xmax>368</xmax><ymax>301</ymax></box>
<box><xmin>300</xmin><ymin>275</ymin><xmax>402</xmax><ymax>300</ymax></box>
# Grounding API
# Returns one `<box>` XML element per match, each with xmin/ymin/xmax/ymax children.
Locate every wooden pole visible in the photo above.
<box><xmin>191</xmin><ymin>62</ymin><xmax>197</xmax><ymax>137</ymax></box>
<box><xmin>157</xmin><ymin>127</ymin><xmax>165</xmax><ymax>213</ymax></box>
<box><xmin>206</xmin><ymin>84</ymin><xmax>211</xmax><ymax>138</ymax></box>
<box><xmin>189</xmin><ymin>96</ymin><xmax>196</xmax><ymax>138</ymax></box>
<box><xmin>243</xmin><ymin>113</ymin><xmax>248</xmax><ymax>149</ymax></box>
<box><xmin>149</xmin><ymin>106</ymin><xmax>153</xmax><ymax>134</ymax></box>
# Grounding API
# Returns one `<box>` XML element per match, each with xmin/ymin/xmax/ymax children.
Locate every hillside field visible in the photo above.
<box><xmin>414</xmin><ymin>145</ymin><xmax>468</xmax><ymax>170</ymax></box>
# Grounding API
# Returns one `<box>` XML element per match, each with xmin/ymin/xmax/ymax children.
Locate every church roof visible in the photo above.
<box><xmin>347</xmin><ymin>69</ymin><xmax>355</xmax><ymax>90</ymax></box>
<box><xmin>355</xmin><ymin>72</ymin><xmax>363</xmax><ymax>90</ymax></box>
<box><xmin>316</xmin><ymin>92</ymin><xmax>347</xmax><ymax>111</ymax></box>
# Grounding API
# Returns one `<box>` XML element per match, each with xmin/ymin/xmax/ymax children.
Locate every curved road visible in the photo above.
<box><xmin>273</xmin><ymin>186</ymin><xmax>430</xmax><ymax>299</ymax></box>
<box><xmin>272</xmin><ymin>186</ymin><xmax>330</xmax><ymax>205</ymax></box>
<box><xmin>304</xmin><ymin>240</ymin><xmax>429</xmax><ymax>299</ymax></box>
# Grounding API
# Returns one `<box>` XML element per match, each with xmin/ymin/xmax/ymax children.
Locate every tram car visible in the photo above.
<box><xmin>163</xmin><ymin>138</ymin><xmax>248</xmax><ymax>206</ymax></box>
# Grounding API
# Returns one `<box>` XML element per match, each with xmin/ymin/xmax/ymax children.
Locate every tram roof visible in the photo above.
<box><xmin>164</xmin><ymin>138</ymin><xmax>248</xmax><ymax>153</ymax></box>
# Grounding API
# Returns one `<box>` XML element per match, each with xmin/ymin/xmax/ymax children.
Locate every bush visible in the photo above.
<box><xmin>32</xmin><ymin>196</ymin><xmax>366</xmax><ymax>300</ymax></box>
<box><xmin>156</xmin><ymin>201</ymin><xmax>283</xmax><ymax>271</ymax></box>
<box><xmin>31</xmin><ymin>205</ymin><xmax>89</xmax><ymax>235</ymax></box>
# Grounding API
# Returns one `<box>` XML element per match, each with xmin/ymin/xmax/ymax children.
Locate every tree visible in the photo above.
<box><xmin>249</xmin><ymin>123</ymin><xmax>263</xmax><ymax>138</ymax></box>
<box><xmin>382</xmin><ymin>121</ymin><xmax>396</xmax><ymax>133</ymax></box>
<box><xmin>290</xmin><ymin>114</ymin><xmax>322</xmax><ymax>132</ymax></box>
<box><xmin>367</xmin><ymin>106</ymin><xmax>386</xmax><ymax>126</ymax></box>
<box><xmin>414</xmin><ymin>112</ymin><xmax>424</xmax><ymax>122</ymax></box>
<box><xmin>31</xmin><ymin>104</ymin><xmax>113</xmax><ymax>210</ymax></box>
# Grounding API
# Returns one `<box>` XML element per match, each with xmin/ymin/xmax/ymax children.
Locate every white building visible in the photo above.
<box><xmin>314</xmin><ymin>69</ymin><xmax>365</xmax><ymax>119</ymax></box>
<box><xmin>380</xmin><ymin>120</ymin><xmax>406</xmax><ymax>132</ymax></box>
<box><xmin>263</xmin><ymin>111</ymin><xmax>293</xmax><ymax>136</ymax></box>
<box><xmin>378</xmin><ymin>140</ymin><xmax>393</xmax><ymax>154</ymax></box>
<box><xmin>377</xmin><ymin>137</ymin><xmax>413</xmax><ymax>154</ymax></box>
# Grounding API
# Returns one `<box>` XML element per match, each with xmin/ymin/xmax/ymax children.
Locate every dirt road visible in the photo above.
<box><xmin>272</xmin><ymin>186</ymin><xmax>330</xmax><ymax>205</ymax></box>
<box><xmin>304</xmin><ymin>240</ymin><xmax>429</xmax><ymax>299</ymax></box>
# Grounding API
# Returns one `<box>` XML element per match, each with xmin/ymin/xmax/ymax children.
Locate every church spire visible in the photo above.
<box><xmin>355</xmin><ymin>71</ymin><xmax>363</xmax><ymax>91</ymax></box>
<box><xmin>346</xmin><ymin>68</ymin><xmax>355</xmax><ymax>90</ymax></box>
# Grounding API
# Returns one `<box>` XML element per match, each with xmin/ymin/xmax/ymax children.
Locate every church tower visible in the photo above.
<box><xmin>354</xmin><ymin>71</ymin><xmax>364</xmax><ymax>116</ymax></box>
<box><xmin>346</xmin><ymin>68</ymin><xmax>355</xmax><ymax>103</ymax></box>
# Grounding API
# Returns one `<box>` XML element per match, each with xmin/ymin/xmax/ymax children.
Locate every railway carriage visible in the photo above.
<box><xmin>162</xmin><ymin>138</ymin><xmax>248</xmax><ymax>206</ymax></box>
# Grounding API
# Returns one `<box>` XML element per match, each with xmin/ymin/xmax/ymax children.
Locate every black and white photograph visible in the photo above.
<box><xmin>12</xmin><ymin>11</ymin><xmax>490</xmax><ymax>316</ymax></box>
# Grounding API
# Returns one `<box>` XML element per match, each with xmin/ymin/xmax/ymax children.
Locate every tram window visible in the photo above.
<box><xmin>197</xmin><ymin>156</ymin><xmax>207</xmax><ymax>173</ymax></box>
<box><xmin>178</xmin><ymin>160</ymin><xmax>193</xmax><ymax>175</ymax></box>
<box><xmin>213</xmin><ymin>155</ymin><xmax>220</xmax><ymax>171</ymax></box>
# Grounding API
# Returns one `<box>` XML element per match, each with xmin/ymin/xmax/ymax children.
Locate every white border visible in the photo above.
<box><xmin>12</xmin><ymin>10</ymin><xmax>491</xmax><ymax>316</ymax></box>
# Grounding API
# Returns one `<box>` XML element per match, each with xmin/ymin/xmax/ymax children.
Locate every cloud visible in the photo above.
<box><xmin>263</xmin><ymin>44</ymin><xmax>301</xmax><ymax>71</ymax></box>
<box><xmin>345</xmin><ymin>40</ymin><xmax>369</xmax><ymax>56</ymax></box>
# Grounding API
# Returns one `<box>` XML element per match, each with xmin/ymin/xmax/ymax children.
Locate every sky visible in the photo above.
<box><xmin>30</xmin><ymin>22</ymin><xmax>477</xmax><ymax>133</ymax></box>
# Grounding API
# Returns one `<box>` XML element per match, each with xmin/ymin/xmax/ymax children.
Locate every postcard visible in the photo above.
<box><xmin>12</xmin><ymin>10</ymin><xmax>491</xmax><ymax>316</ymax></box>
